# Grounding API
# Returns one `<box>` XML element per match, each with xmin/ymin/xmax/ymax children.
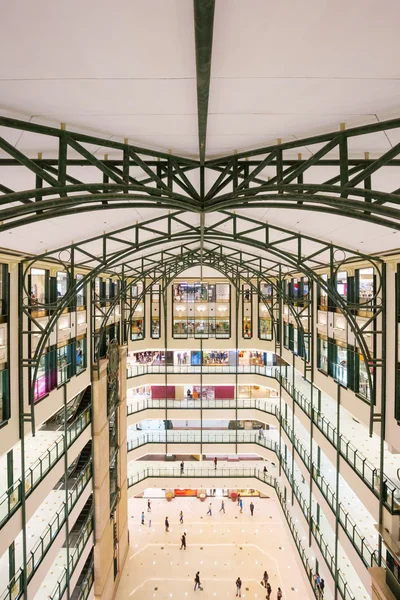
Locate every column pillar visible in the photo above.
<box><xmin>92</xmin><ymin>358</ymin><xmax>113</xmax><ymax>600</ymax></box>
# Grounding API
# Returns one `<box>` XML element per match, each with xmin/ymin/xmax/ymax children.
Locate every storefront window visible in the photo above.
<box><xmin>292</xmin><ymin>278</ymin><xmax>299</xmax><ymax>299</ymax></box>
<box><xmin>317</xmin><ymin>337</ymin><xmax>328</xmax><ymax>373</ymax></box>
<box><xmin>359</xmin><ymin>356</ymin><xmax>372</xmax><ymax>402</ymax></box>
<box><xmin>57</xmin><ymin>344</ymin><xmax>72</xmax><ymax>385</ymax></box>
<box><xmin>173</xmin><ymin>280</ymin><xmax>230</xmax><ymax>339</ymax></box>
<box><xmin>0</xmin><ymin>367</ymin><xmax>9</xmax><ymax>423</ymax></box>
<box><xmin>358</xmin><ymin>267</ymin><xmax>374</xmax><ymax>310</ymax></box>
<box><xmin>336</xmin><ymin>271</ymin><xmax>348</xmax><ymax>299</ymax></box>
<box><xmin>242</xmin><ymin>284</ymin><xmax>252</xmax><ymax>338</ymax></box>
<box><xmin>151</xmin><ymin>284</ymin><xmax>161</xmax><ymax>339</ymax></box>
<box><xmin>33</xmin><ymin>349</ymin><xmax>57</xmax><ymax>402</ymax></box>
<box><xmin>303</xmin><ymin>277</ymin><xmax>309</xmax><ymax>297</ymax></box>
<box><xmin>319</xmin><ymin>274</ymin><xmax>328</xmax><ymax>308</ymax></box>
<box><xmin>0</xmin><ymin>264</ymin><xmax>7</xmax><ymax>316</ymax></box>
<box><xmin>105</xmin><ymin>278</ymin><xmax>111</xmax><ymax>301</ymax></box>
<box><xmin>333</xmin><ymin>345</ymin><xmax>347</xmax><ymax>386</ymax></box>
<box><xmin>31</xmin><ymin>267</ymin><xmax>48</xmax><ymax>308</ymax></box>
<box><xmin>131</xmin><ymin>282</ymin><xmax>145</xmax><ymax>341</ymax></box>
<box><xmin>76</xmin><ymin>274</ymin><xmax>86</xmax><ymax>307</ymax></box>
<box><xmin>76</xmin><ymin>337</ymin><xmax>86</xmax><ymax>374</ymax></box>
<box><xmin>57</xmin><ymin>271</ymin><xmax>68</xmax><ymax>300</ymax></box>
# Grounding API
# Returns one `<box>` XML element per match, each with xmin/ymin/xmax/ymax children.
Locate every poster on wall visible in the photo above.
<box><xmin>174</xmin><ymin>489</ymin><xmax>197</xmax><ymax>496</ymax></box>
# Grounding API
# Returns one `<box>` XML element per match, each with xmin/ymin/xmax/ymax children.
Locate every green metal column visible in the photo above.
<box><xmin>7</xmin><ymin>450</ymin><xmax>15</xmax><ymax>583</ymax></box>
<box><xmin>193</xmin><ymin>0</ymin><xmax>215</xmax><ymax>163</ymax></box>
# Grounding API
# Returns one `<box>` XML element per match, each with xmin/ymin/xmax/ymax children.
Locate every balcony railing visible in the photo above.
<box><xmin>0</xmin><ymin>405</ymin><xmax>91</xmax><ymax>530</ymax></box>
<box><xmin>278</xmin><ymin>372</ymin><xmax>400</xmax><ymax>514</ymax></box>
<box><xmin>127</xmin><ymin>430</ymin><xmax>278</xmax><ymax>451</ymax></box>
<box><xmin>127</xmin><ymin>397</ymin><xmax>279</xmax><ymax>414</ymax></box>
<box><xmin>127</xmin><ymin>363</ymin><xmax>279</xmax><ymax>378</ymax></box>
<box><xmin>48</xmin><ymin>506</ymin><xmax>94</xmax><ymax>600</ymax></box>
<box><xmin>0</xmin><ymin>461</ymin><xmax>92</xmax><ymax>600</ymax></box>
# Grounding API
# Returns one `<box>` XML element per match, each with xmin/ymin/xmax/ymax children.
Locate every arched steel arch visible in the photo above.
<box><xmin>20</xmin><ymin>224</ymin><xmax>383</xmax><ymax>436</ymax></box>
<box><xmin>2</xmin><ymin>116</ymin><xmax>400</xmax><ymax>230</ymax></box>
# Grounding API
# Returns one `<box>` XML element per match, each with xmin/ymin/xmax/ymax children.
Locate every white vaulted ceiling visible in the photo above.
<box><xmin>0</xmin><ymin>0</ymin><xmax>400</xmax><ymax>257</ymax></box>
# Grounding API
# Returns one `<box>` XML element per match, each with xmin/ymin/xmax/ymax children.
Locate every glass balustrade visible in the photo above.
<box><xmin>127</xmin><ymin>430</ymin><xmax>277</xmax><ymax>450</ymax></box>
<box><xmin>0</xmin><ymin>405</ymin><xmax>91</xmax><ymax>529</ymax></box>
<box><xmin>77</xmin><ymin>561</ymin><xmax>94</xmax><ymax>600</ymax></box>
<box><xmin>278</xmin><ymin>372</ymin><xmax>400</xmax><ymax>514</ymax></box>
<box><xmin>0</xmin><ymin>462</ymin><xmax>92</xmax><ymax>600</ymax></box>
<box><xmin>0</xmin><ymin>569</ymin><xmax>23</xmax><ymax>600</ymax></box>
<box><xmin>127</xmin><ymin>364</ymin><xmax>278</xmax><ymax>378</ymax></box>
<box><xmin>48</xmin><ymin>508</ymin><xmax>94</xmax><ymax>600</ymax></box>
<box><xmin>127</xmin><ymin>397</ymin><xmax>278</xmax><ymax>413</ymax></box>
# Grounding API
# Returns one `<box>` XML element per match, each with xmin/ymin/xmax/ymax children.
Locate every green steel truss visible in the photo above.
<box><xmin>1</xmin><ymin>116</ymin><xmax>400</xmax><ymax>229</ymax></box>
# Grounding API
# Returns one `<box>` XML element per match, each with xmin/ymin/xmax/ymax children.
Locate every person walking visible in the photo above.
<box><xmin>250</xmin><ymin>501</ymin><xmax>254</xmax><ymax>516</ymax></box>
<box><xmin>180</xmin><ymin>532</ymin><xmax>186</xmax><ymax>550</ymax></box>
<box><xmin>165</xmin><ymin>516</ymin><xmax>169</xmax><ymax>532</ymax></box>
<box><xmin>277</xmin><ymin>587</ymin><xmax>283</xmax><ymax>599</ymax></box>
<box><xmin>141</xmin><ymin>512</ymin><xmax>145</xmax><ymax>525</ymax></box>
<box><xmin>239</xmin><ymin>498</ymin><xmax>243</xmax><ymax>513</ymax></box>
<box><xmin>214</xmin><ymin>456</ymin><xmax>218</xmax><ymax>469</ymax></box>
<box><xmin>219</xmin><ymin>499</ymin><xmax>225</xmax><ymax>513</ymax></box>
<box><xmin>262</xmin><ymin>570</ymin><xmax>269</xmax><ymax>587</ymax></box>
<box><xmin>147</xmin><ymin>499</ymin><xmax>151</xmax><ymax>512</ymax></box>
<box><xmin>318</xmin><ymin>579</ymin><xmax>325</xmax><ymax>597</ymax></box>
<box><xmin>179</xmin><ymin>510</ymin><xmax>184</xmax><ymax>524</ymax></box>
<box><xmin>207</xmin><ymin>502</ymin><xmax>212</xmax><ymax>516</ymax></box>
<box><xmin>266</xmin><ymin>582</ymin><xmax>272</xmax><ymax>599</ymax></box>
<box><xmin>180</xmin><ymin>461</ymin><xmax>184</xmax><ymax>475</ymax></box>
<box><xmin>237</xmin><ymin>493</ymin><xmax>241</xmax><ymax>505</ymax></box>
<box><xmin>194</xmin><ymin>571</ymin><xmax>201</xmax><ymax>592</ymax></box>
<box><xmin>236</xmin><ymin>577</ymin><xmax>242</xmax><ymax>597</ymax></box>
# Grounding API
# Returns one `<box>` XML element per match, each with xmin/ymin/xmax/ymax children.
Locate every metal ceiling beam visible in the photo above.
<box><xmin>193</xmin><ymin>0</ymin><xmax>215</xmax><ymax>165</ymax></box>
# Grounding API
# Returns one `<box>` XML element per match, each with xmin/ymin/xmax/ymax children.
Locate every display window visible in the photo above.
<box><xmin>0</xmin><ymin>367</ymin><xmax>9</xmax><ymax>423</ymax></box>
<box><xmin>317</xmin><ymin>337</ymin><xmax>328</xmax><ymax>373</ymax></box>
<box><xmin>76</xmin><ymin>336</ymin><xmax>86</xmax><ymax>374</ymax></box>
<box><xmin>151</xmin><ymin>284</ymin><xmax>161</xmax><ymax>339</ymax></box>
<box><xmin>30</xmin><ymin>267</ymin><xmax>48</xmax><ymax>310</ymax></box>
<box><xmin>242</xmin><ymin>284</ymin><xmax>252</xmax><ymax>338</ymax></box>
<box><xmin>57</xmin><ymin>343</ymin><xmax>72</xmax><ymax>386</ymax></box>
<box><xmin>76</xmin><ymin>274</ymin><xmax>86</xmax><ymax>308</ymax></box>
<box><xmin>358</xmin><ymin>267</ymin><xmax>374</xmax><ymax>311</ymax></box>
<box><xmin>334</xmin><ymin>345</ymin><xmax>347</xmax><ymax>386</ymax></box>
<box><xmin>359</xmin><ymin>355</ymin><xmax>372</xmax><ymax>402</ymax></box>
<box><xmin>94</xmin><ymin>277</ymin><xmax>101</xmax><ymax>302</ymax></box>
<box><xmin>105</xmin><ymin>278</ymin><xmax>111</xmax><ymax>301</ymax></box>
<box><xmin>203</xmin><ymin>350</ymin><xmax>229</xmax><ymax>365</ymax></box>
<box><xmin>0</xmin><ymin>264</ymin><xmax>7</xmax><ymax>317</ymax></box>
<box><xmin>303</xmin><ymin>277</ymin><xmax>309</xmax><ymax>297</ymax></box>
<box><xmin>292</xmin><ymin>278</ymin><xmax>299</xmax><ymax>299</ymax></box>
<box><xmin>173</xmin><ymin>280</ymin><xmax>230</xmax><ymax>339</ymax></box>
<box><xmin>128</xmin><ymin>351</ymin><xmax>165</xmax><ymax>366</ymax></box>
<box><xmin>319</xmin><ymin>274</ymin><xmax>328</xmax><ymax>308</ymax></box>
<box><xmin>336</xmin><ymin>271</ymin><xmax>348</xmax><ymax>299</ymax></box>
<box><xmin>56</xmin><ymin>271</ymin><xmax>68</xmax><ymax>300</ymax></box>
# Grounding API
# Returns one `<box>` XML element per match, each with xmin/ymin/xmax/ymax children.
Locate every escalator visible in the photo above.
<box><xmin>67</xmin><ymin>495</ymin><xmax>93</xmax><ymax>547</ymax></box>
<box><xmin>47</xmin><ymin>385</ymin><xmax>92</xmax><ymax>430</ymax></box>
<box><xmin>70</xmin><ymin>549</ymin><xmax>94</xmax><ymax>600</ymax></box>
<box><xmin>64</xmin><ymin>441</ymin><xmax>92</xmax><ymax>486</ymax></box>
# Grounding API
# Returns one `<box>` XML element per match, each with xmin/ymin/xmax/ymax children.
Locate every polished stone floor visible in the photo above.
<box><xmin>115</xmin><ymin>495</ymin><xmax>314</xmax><ymax>600</ymax></box>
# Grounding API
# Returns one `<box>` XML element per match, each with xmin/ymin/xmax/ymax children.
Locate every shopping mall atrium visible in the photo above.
<box><xmin>1</xmin><ymin>1</ymin><xmax>400</xmax><ymax>599</ymax></box>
